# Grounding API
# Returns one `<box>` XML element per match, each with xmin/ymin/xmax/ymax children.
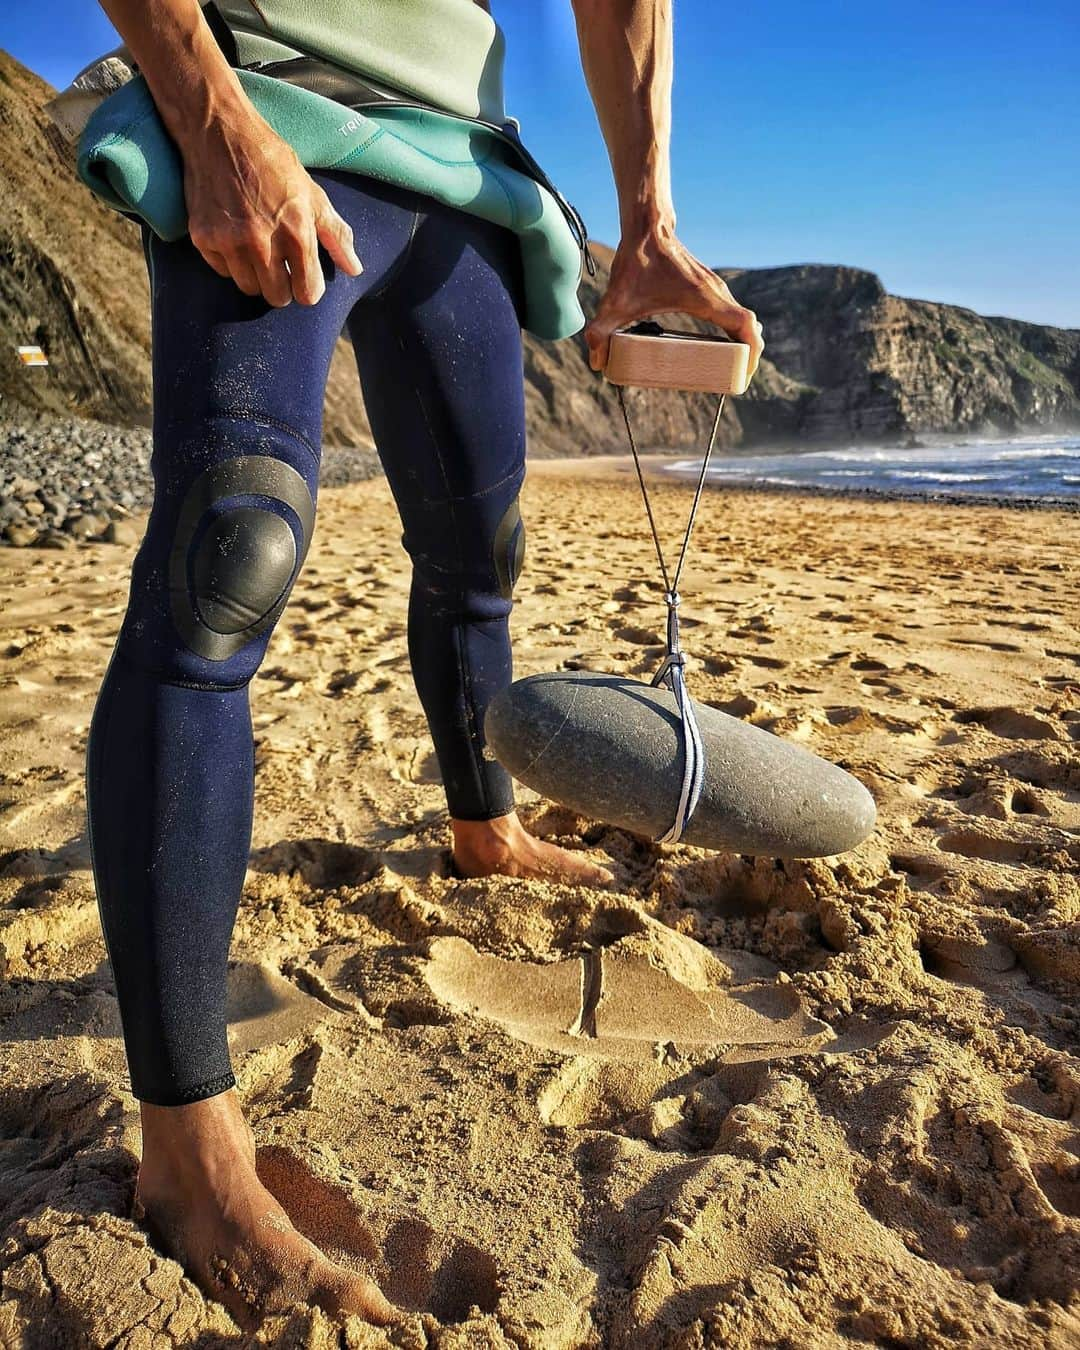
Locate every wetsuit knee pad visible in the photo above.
<box><xmin>492</xmin><ymin>492</ymin><xmax>526</xmax><ymax>600</ymax></box>
<box><xmin>169</xmin><ymin>455</ymin><xmax>316</xmax><ymax>666</ymax></box>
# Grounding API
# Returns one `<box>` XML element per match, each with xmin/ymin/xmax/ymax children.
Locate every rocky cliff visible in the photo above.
<box><xmin>717</xmin><ymin>264</ymin><xmax>1080</xmax><ymax>445</ymax></box>
<box><xmin>3</xmin><ymin>49</ymin><xmax>1078</xmax><ymax>453</ymax></box>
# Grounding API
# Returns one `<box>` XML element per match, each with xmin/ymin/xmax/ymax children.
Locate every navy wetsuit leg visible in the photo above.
<box><xmin>85</xmin><ymin>170</ymin><xmax>528</xmax><ymax>1106</ymax></box>
<box><xmin>345</xmin><ymin>191</ymin><xmax>529</xmax><ymax>821</ymax></box>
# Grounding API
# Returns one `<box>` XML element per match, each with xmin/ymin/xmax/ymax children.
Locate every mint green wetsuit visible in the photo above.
<box><xmin>55</xmin><ymin>0</ymin><xmax>594</xmax><ymax>341</ymax></box>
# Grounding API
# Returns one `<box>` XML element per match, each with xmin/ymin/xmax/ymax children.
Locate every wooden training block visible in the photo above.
<box><xmin>604</xmin><ymin>322</ymin><xmax>751</xmax><ymax>396</ymax></box>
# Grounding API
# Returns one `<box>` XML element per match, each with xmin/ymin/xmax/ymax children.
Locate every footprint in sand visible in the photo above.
<box><xmin>423</xmin><ymin>935</ymin><xmax>832</xmax><ymax>1064</ymax></box>
<box><xmin>246</xmin><ymin>837</ymin><xmax>379</xmax><ymax>889</ymax></box>
<box><xmin>1005</xmin><ymin>1080</ymin><xmax>1080</xmax><ymax>1221</ymax></box>
<box><xmin>994</xmin><ymin>746</ymin><xmax>1079</xmax><ymax>794</ymax></box>
<box><xmin>939</xmin><ymin>819</ymin><xmax>1079</xmax><ymax>871</ymax></box>
<box><xmin>610</xmin><ymin>623</ymin><xmax>663</xmax><ymax>648</ymax></box>
<box><xmin>225</xmin><ymin>962</ymin><xmax>339</xmax><ymax>1057</ymax></box>
<box><xmin>954</xmin><ymin>707</ymin><xmax>1061</xmax><ymax>741</ymax></box>
<box><xmin>938</xmin><ymin>772</ymin><xmax>1057</xmax><ymax>822</ymax></box>
<box><xmin>919</xmin><ymin>931</ymin><xmax>1027</xmax><ymax>989</ymax></box>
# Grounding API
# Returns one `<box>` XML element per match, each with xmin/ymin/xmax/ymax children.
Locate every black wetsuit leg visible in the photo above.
<box><xmin>85</xmin><ymin>169</ymin><xmax>529</xmax><ymax>1105</ymax></box>
<box><xmin>345</xmin><ymin>189</ymin><xmax>529</xmax><ymax>822</ymax></box>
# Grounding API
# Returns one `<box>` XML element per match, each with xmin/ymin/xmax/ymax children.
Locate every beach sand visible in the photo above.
<box><xmin>1</xmin><ymin>459</ymin><xmax>1078</xmax><ymax>1346</ymax></box>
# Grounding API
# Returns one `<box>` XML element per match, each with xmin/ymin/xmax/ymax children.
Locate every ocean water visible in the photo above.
<box><xmin>662</xmin><ymin>434</ymin><xmax>1080</xmax><ymax>502</ymax></box>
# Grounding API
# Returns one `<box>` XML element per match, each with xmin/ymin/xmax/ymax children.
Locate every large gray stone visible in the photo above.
<box><xmin>484</xmin><ymin>671</ymin><xmax>876</xmax><ymax>858</ymax></box>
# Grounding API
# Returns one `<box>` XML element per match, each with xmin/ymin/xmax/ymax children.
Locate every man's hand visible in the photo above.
<box><xmin>583</xmin><ymin>229</ymin><xmax>764</xmax><ymax>378</ymax></box>
<box><xmin>93</xmin><ymin>0</ymin><xmax>363</xmax><ymax>306</ymax></box>
<box><xmin>182</xmin><ymin>117</ymin><xmax>364</xmax><ymax>307</ymax></box>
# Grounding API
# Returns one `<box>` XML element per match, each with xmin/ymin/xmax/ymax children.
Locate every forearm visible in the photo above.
<box><xmin>95</xmin><ymin>0</ymin><xmax>257</xmax><ymax>151</ymax></box>
<box><xmin>569</xmin><ymin>0</ymin><xmax>676</xmax><ymax>245</ymax></box>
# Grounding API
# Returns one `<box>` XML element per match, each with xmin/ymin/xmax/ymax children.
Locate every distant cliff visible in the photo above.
<box><xmin>3</xmin><ymin>49</ymin><xmax>1078</xmax><ymax>455</ymax></box>
<box><xmin>714</xmin><ymin>264</ymin><xmax>1080</xmax><ymax>446</ymax></box>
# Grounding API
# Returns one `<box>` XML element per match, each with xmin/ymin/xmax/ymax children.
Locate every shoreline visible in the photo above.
<box><xmin>525</xmin><ymin>451</ymin><xmax>1080</xmax><ymax>513</ymax></box>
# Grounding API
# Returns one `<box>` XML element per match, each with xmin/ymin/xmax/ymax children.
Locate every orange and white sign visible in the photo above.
<box><xmin>17</xmin><ymin>346</ymin><xmax>49</xmax><ymax>367</ymax></box>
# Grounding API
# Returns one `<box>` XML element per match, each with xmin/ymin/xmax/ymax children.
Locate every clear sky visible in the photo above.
<box><xmin>5</xmin><ymin>1</ymin><xmax>1078</xmax><ymax>329</ymax></box>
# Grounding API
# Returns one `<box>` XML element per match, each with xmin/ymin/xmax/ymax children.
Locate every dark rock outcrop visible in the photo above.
<box><xmin>718</xmin><ymin>264</ymin><xmax>1080</xmax><ymax>444</ymax></box>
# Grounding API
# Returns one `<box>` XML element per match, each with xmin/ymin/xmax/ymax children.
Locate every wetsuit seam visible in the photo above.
<box><xmin>392</xmin><ymin>461</ymin><xmax>526</xmax><ymax>511</ymax></box>
<box><xmin>477</xmin><ymin>160</ymin><xmax>518</xmax><ymax>227</ymax></box>
<box><xmin>332</xmin><ymin>119</ymin><xmax>497</xmax><ymax>171</ymax></box>
<box><xmin>328</xmin><ymin>125</ymin><xmax>388</xmax><ymax>169</ymax></box>
<box><xmin>114</xmin><ymin>647</ymin><xmax>252</xmax><ymax>693</ymax></box>
<box><xmin>162</xmin><ymin>410</ymin><xmax>320</xmax><ymax>468</ymax></box>
<box><xmin>396</xmin><ymin>332</ymin><xmax>454</xmax><ymax>502</ymax></box>
<box><xmin>452</xmin><ymin>598</ymin><xmax>488</xmax><ymax>815</ymax></box>
<box><xmin>356</xmin><ymin>205</ymin><xmax>424</xmax><ymax>306</ymax></box>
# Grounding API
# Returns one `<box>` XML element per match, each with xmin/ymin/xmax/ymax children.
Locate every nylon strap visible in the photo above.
<box><xmin>615</xmin><ymin>383</ymin><xmax>726</xmax><ymax>844</ymax></box>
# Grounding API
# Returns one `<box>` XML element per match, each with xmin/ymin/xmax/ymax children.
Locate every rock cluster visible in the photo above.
<box><xmin>1</xmin><ymin>414</ymin><xmax>150</xmax><ymax>549</ymax></box>
<box><xmin>0</xmin><ymin>411</ymin><xmax>383</xmax><ymax>548</ymax></box>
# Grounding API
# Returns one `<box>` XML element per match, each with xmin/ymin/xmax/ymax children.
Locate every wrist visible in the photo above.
<box><xmin>164</xmin><ymin>83</ymin><xmax>262</xmax><ymax>154</ymax></box>
<box><xmin>619</xmin><ymin>200</ymin><xmax>678</xmax><ymax>252</ymax></box>
<box><xmin>144</xmin><ymin>17</ymin><xmax>259</xmax><ymax>154</ymax></box>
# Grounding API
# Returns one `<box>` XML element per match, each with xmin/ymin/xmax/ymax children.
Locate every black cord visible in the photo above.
<box><xmin>614</xmin><ymin>382</ymin><xmax>727</xmax><ymax>844</ymax></box>
<box><xmin>615</xmin><ymin>384</ymin><xmax>726</xmax><ymax>602</ymax></box>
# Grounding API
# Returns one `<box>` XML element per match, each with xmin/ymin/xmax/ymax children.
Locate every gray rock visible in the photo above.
<box><xmin>66</xmin><ymin>512</ymin><xmax>109</xmax><ymax>538</ymax></box>
<box><xmin>484</xmin><ymin>671</ymin><xmax>877</xmax><ymax>858</ymax></box>
<box><xmin>104</xmin><ymin>518</ymin><xmax>140</xmax><ymax>546</ymax></box>
<box><xmin>0</xmin><ymin>413</ymin><xmax>389</xmax><ymax>551</ymax></box>
<box><xmin>3</xmin><ymin>523</ymin><xmax>39</xmax><ymax>547</ymax></box>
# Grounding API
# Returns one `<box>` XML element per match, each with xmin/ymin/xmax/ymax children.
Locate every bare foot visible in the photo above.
<box><xmin>135</xmin><ymin>1090</ymin><xmax>397</xmax><ymax>1331</ymax></box>
<box><xmin>451</xmin><ymin>809</ymin><xmax>615</xmax><ymax>886</ymax></box>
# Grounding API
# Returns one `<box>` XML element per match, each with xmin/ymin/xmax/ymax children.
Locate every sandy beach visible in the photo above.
<box><xmin>1</xmin><ymin>459</ymin><xmax>1078</xmax><ymax>1347</ymax></box>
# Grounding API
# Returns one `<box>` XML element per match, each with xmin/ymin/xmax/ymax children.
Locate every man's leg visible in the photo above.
<box><xmin>345</xmin><ymin>198</ymin><xmax>613</xmax><ymax>884</ymax></box>
<box><xmin>85</xmin><ymin>173</ymin><xmax>423</xmax><ymax>1326</ymax></box>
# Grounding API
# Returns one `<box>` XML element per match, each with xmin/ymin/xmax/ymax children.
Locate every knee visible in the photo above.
<box><xmin>122</xmin><ymin>452</ymin><xmax>317</xmax><ymax>688</ymax></box>
<box><xmin>491</xmin><ymin>491</ymin><xmax>526</xmax><ymax>601</ymax></box>
<box><xmin>178</xmin><ymin>502</ymin><xmax>300</xmax><ymax>661</ymax></box>
<box><xmin>170</xmin><ymin>455</ymin><xmax>316</xmax><ymax>676</ymax></box>
<box><xmin>408</xmin><ymin>485</ymin><xmax>527</xmax><ymax>617</ymax></box>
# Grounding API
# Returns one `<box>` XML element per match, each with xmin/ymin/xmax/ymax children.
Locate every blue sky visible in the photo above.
<box><xmin>6</xmin><ymin>1</ymin><xmax>1078</xmax><ymax>328</ymax></box>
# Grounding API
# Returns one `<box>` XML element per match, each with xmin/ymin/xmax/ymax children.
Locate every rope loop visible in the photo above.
<box><xmin>615</xmin><ymin>380</ymin><xmax>727</xmax><ymax>846</ymax></box>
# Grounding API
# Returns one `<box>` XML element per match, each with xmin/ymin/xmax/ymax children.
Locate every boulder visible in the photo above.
<box><xmin>484</xmin><ymin>671</ymin><xmax>876</xmax><ymax>858</ymax></box>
